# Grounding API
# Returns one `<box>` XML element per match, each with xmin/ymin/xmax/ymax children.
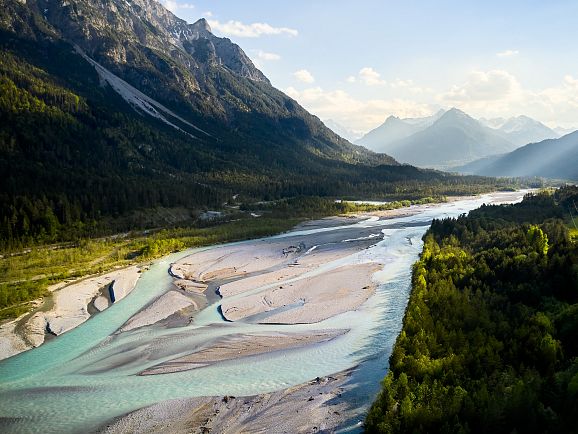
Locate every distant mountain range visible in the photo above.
<box><xmin>455</xmin><ymin>131</ymin><xmax>578</xmax><ymax>180</ymax></box>
<box><xmin>323</xmin><ymin>119</ymin><xmax>364</xmax><ymax>142</ymax></box>
<box><xmin>357</xmin><ymin>109</ymin><xmax>565</xmax><ymax>169</ymax></box>
<box><xmin>356</xmin><ymin>110</ymin><xmax>445</xmax><ymax>151</ymax></box>
<box><xmin>479</xmin><ymin>116</ymin><xmax>562</xmax><ymax>147</ymax></box>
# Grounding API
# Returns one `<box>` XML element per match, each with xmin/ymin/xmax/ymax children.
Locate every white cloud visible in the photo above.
<box><xmin>345</xmin><ymin>68</ymin><xmax>386</xmax><ymax>86</ymax></box>
<box><xmin>358</xmin><ymin>67</ymin><xmax>386</xmax><ymax>86</ymax></box>
<box><xmin>390</xmin><ymin>78</ymin><xmax>428</xmax><ymax>94</ymax></box>
<box><xmin>347</xmin><ymin>73</ymin><xmax>428</xmax><ymax>93</ymax></box>
<box><xmin>162</xmin><ymin>1</ymin><xmax>195</xmax><ymax>12</ymax></box>
<box><xmin>203</xmin><ymin>11</ymin><xmax>213</xmax><ymax>17</ymax></box>
<box><xmin>438</xmin><ymin>70</ymin><xmax>578</xmax><ymax>127</ymax></box>
<box><xmin>285</xmin><ymin>70</ymin><xmax>578</xmax><ymax>133</ymax></box>
<box><xmin>207</xmin><ymin>19</ymin><xmax>298</xmax><ymax>38</ymax></box>
<box><xmin>442</xmin><ymin>69</ymin><xmax>520</xmax><ymax>104</ymax></box>
<box><xmin>390</xmin><ymin>78</ymin><xmax>414</xmax><ymax>88</ymax></box>
<box><xmin>285</xmin><ymin>86</ymin><xmax>436</xmax><ymax>132</ymax></box>
<box><xmin>497</xmin><ymin>49</ymin><xmax>519</xmax><ymax>57</ymax></box>
<box><xmin>541</xmin><ymin>75</ymin><xmax>578</xmax><ymax>108</ymax></box>
<box><xmin>256</xmin><ymin>50</ymin><xmax>281</xmax><ymax>61</ymax></box>
<box><xmin>532</xmin><ymin>74</ymin><xmax>578</xmax><ymax>126</ymax></box>
<box><xmin>251</xmin><ymin>50</ymin><xmax>281</xmax><ymax>69</ymax></box>
<box><xmin>293</xmin><ymin>69</ymin><xmax>315</xmax><ymax>83</ymax></box>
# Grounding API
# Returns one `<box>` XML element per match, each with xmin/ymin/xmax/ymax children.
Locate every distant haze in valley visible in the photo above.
<box><xmin>456</xmin><ymin>131</ymin><xmax>578</xmax><ymax>181</ymax></box>
<box><xmin>348</xmin><ymin>108</ymin><xmax>574</xmax><ymax>170</ymax></box>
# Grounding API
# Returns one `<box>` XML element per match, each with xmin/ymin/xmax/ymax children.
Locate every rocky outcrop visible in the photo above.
<box><xmin>32</xmin><ymin>0</ymin><xmax>268</xmax><ymax>89</ymax></box>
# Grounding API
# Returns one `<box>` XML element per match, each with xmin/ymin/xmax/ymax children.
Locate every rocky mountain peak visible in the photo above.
<box><xmin>191</xmin><ymin>17</ymin><xmax>211</xmax><ymax>34</ymax></box>
<box><xmin>20</xmin><ymin>0</ymin><xmax>267</xmax><ymax>84</ymax></box>
<box><xmin>444</xmin><ymin>107</ymin><xmax>468</xmax><ymax>118</ymax></box>
<box><xmin>383</xmin><ymin>115</ymin><xmax>402</xmax><ymax>125</ymax></box>
<box><xmin>435</xmin><ymin>107</ymin><xmax>477</xmax><ymax>127</ymax></box>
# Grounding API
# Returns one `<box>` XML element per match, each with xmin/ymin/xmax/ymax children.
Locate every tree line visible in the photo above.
<box><xmin>366</xmin><ymin>186</ymin><xmax>578</xmax><ymax>433</ymax></box>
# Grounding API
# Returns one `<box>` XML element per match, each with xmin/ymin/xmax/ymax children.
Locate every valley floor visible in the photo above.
<box><xmin>0</xmin><ymin>202</ymin><xmax>430</xmax><ymax>361</ymax></box>
<box><xmin>0</xmin><ymin>192</ymin><xmax>528</xmax><ymax>433</ymax></box>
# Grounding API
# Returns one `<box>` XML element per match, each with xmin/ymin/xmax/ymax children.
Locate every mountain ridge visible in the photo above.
<box><xmin>480</xmin><ymin>115</ymin><xmax>560</xmax><ymax>146</ymax></box>
<box><xmin>372</xmin><ymin>108</ymin><xmax>518</xmax><ymax>169</ymax></box>
<box><xmin>356</xmin><ymin>110</ymin><xmax>444</xmax><ymax>151</ymax></box>
<box><xmin>456</xmin><ymin>131</ymin><xmax>578</xmax><ymax>180</ymax></box>
<box><xmin>357</xmin><ymin>108</ymin><xmax>560</xmax><ymax>168</ymax></box>
<box><xmin>0</xmin><ymin>0</ymin><xmax>505</xmax><ymax>245</ymax></box>
<box><xmin>1</xmin><ymin>0</ymin><xmax>398</xmax><ymax>164</ymax></box>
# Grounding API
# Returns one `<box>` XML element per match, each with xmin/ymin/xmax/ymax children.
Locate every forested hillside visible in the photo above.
<box><xmin>366</xmin><ymin>187</ymin><xmax>578</xmax><ymax>433</ymax></box>
<box><xmin>0</xmin><ymin>0</ymin><xmax>510</xmax><ymax>250</ymax></box>
<box><xmin>456</xmin><ymin>131</ymin><xmax>578</xmax><ymax>181</ymax></box>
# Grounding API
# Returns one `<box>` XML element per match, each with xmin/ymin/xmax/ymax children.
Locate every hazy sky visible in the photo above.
<box><xmin>163</xmin><ymin>0</ymin><xmax>578</xmax><ymax>133</ymax></box>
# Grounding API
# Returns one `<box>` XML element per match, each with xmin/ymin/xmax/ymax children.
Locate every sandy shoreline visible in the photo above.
<box><xmin>0</xmin><ymin>266</ymin><xmax>142</xmax><ymax>360</ymax></box>
<box><xmin>221</xmin><ymin>263</ymin><xmax>380</xmax><ymax>324</ymax></box>
<box><xmin>119</xmin><ymin>290</ymin><xmax>198</xmax><ymax>333</ymax></box>
<box><xmin>100</xmin><ymin>369</ymin><xmax>353</xmax><ymax>434</ymax></box>
<box><xmin>139</xmin><ymin>329</ymin><xmax>348</xmax><ymax>376</ymax></box>
<box><xmin>0</xmin><ymin>191</ymin><xmax>532</xmax><ymax>433</ymax></box>
<box><xmin>90</xmin><ymin>209</ymin><xmax>394</xmax><ymax>431</ymax></box>
<box><xmin>0</xmin><ymin>195</ymin><xmax>468</xmax><ymax>361</ymax></box>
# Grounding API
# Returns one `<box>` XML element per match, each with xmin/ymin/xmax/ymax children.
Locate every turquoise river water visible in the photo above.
<box><xmin>0</xmin><ymin>191</ymin><xmax>525</xmax><ymax>433</ymax></box>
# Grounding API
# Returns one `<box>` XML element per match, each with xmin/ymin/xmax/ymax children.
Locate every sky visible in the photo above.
<box><xmin>162</xmin><ymin>0</ymin><xmax>578</xmax><ymax>134</ymax></box>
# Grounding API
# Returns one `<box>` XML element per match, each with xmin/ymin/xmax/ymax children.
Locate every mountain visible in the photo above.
<box><xmin>456</xmin><ymin>131</ymin><xmax>578</xmax><ymax>180</ymax></box>
<box><xmin>357</xmin><ymin>110</ymin><xmax>445</xmax><ymax>152</ymax></box>
<box><xmin>479</xmin><ymin>117</ymin><xmax>507</xmax><ymax>129</ymax></box>
<box><xmin>0</xmin><ymin>0</ymin><xmax>397</xmax><ymax>170</ymax></box>
<box><xmin>480</xmin><ymin>115</ymin><xmax>559</xmax><ymax>146</ymax></box>
<box><xmin>323</xmin><ymin>119</ymin><xmax>363</xmax><ymax>142</ymax></box>
<box><xmin>360</xmin><ymin>111</ymin><xmax>560</xmax><ymax>168</ymax></box>
<box><xmin>379</xmin><ymin>108</ymin><xmax>518</xmax><ymax>169</ymax></box>
<box><xmin>554</xmin><ymin>126</ymin><xmax>577</xmax><ymax>136</ymax></box>
<box><xmin>1</xmin><ymin>0</ymin><xmax>498</xmax><ymax>245</ymax></box>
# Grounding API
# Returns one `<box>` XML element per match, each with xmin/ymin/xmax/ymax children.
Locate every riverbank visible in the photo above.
<box><xmin>0</xmin><ymin>218</ymin><xmax>304</xmax><ymax>360</ymax></box>
<box><xmin>0</xmin><ymin>192</ymin><xmax>522</xmax><ymax>361</ymax></box>
<box><xmin>101</xmin><ymin>369</ymin><xmax>353</xmax><ymax>434</ymax></box>
<box><xmin>0</xmin><ymin>198</ymin><xmax>433</xmax><ymax>360</ymax></box>
<box><xmin>0</xmin><ymin>191</ymin><xmax>530</xmax><ymax>434</ymax></box>
<box><xmin>0</xmin><ymin>265</ymin><xmax>142</xmax><ymax>360</ymax></box>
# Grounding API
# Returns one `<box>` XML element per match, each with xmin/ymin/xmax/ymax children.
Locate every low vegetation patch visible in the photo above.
<box><xmin>0</xmin><ymin>217</ymin><xmax>300</xmax><ymax>320</ymax></box>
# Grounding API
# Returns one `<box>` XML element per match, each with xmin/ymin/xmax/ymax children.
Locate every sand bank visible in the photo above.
<box><xmin>139</xmin><ymin>329</ymin><xmax>348</xmax><ymax>375</ymax></box>
<box><xmin>221</xmin><ymin>263</ymin><xmax>380</xmax><ymax>324</ymax></box>
<box><xmin>44</xmin><ymin>266</ymin><xmax>141</xmax><ymax>336</ymax></box>
<box><xmin>172</xmin><ymin>220</ymin><xmax>387</xmax><ymax>326</ymax></box>
<box><xmin>0</xmin><ymin>266</ymin><xmax>142</xmax><ymax>360</ymax></box>
<box><xmin>101</xmin><ymin>370</ymin><xmax>352</xmax><ymax>434</ymax></box>
<box><xmin>119</xmin><ymin>290</ymin><xmax>197</xmax><ymax>333</ymax></box>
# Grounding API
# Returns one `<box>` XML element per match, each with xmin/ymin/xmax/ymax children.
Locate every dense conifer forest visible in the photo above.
<box><xmin>0</xmin><ymin>20</ymin><xmax>518</xmax><ymax>250</ymax></box>
<box><xmin>366</xmin><ymin>186</ymin><xmax>578</xmax><ymax>433</ymax></box>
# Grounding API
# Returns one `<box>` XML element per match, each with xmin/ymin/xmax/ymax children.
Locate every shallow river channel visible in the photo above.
<box><xmin>0</xmin><ymin>191</ymin><xmax>526</xmax><ymax>433</ymax></box>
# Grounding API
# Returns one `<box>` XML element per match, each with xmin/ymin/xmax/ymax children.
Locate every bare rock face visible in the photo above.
<box><xmin>32</xmin><ymin>0</ymin><xmax>268</xmax><ymax>87</ymax></box>
<box><xmin>12</xmin><ymin>0</ymin><xmax>276</xmax><ymax>129</ymax></box>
